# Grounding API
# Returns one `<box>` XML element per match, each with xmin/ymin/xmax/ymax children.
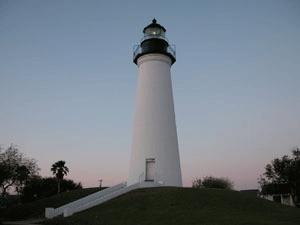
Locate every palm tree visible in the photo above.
<box><xmin>51</xmin><ymin>160</ymin><xmax>69</xmax><ymax>194</ymax></box>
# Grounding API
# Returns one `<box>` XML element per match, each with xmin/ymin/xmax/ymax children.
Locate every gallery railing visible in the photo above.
<box><xmin>133</xmin><ymin>44</ymin><xmax>176</xmax><ymax>61</ymax></box>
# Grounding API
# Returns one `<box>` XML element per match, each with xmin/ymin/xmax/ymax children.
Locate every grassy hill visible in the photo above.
<box><xmin>1</xmin><ymin>187</ymin><xmax>103</xmax><ymax>221</ymax></box>
<box><xmin>41</xmin><ymin>187</ymin><xmax>299</xmax><ymax>225</ymax></box>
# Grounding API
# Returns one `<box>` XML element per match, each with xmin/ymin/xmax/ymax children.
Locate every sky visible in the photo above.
<box><xmin>1</xmin><ymin>0</ymin><xmax>300</xmax><ymax>191</ymax></box>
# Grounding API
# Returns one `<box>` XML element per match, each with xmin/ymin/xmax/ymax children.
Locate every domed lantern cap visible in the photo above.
<box><xmin>133</xmin><ymin>19</ymin><xmax>176</xmax><ymax>65</ymax></box>
<box><xmin>143</xmin><ymin>18</ymin><xmax>166</xmax><ymax>37</ymax></box>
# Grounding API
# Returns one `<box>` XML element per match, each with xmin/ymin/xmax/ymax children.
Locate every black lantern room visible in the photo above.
<box><xmin>133</xmin><ymin>19</ymin><xmax>176</xmax><ymax>65</ymax></box>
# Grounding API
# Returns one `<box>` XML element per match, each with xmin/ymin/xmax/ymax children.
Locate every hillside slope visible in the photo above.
<box><xmin>42</xmin><ymin>187</ymin><xmax>300</xmax><ymax>225</ymax></box>
<box><xmin>2</xmin><ymin>187</ymin><xmax>104</xmax><ymax>221</ymax></box>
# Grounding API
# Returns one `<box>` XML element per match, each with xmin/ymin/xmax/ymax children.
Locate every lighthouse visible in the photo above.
<box><xmin>128</xmin><ymin>19</ymin><xmax>182</xmax><ymax>187</ymax></box>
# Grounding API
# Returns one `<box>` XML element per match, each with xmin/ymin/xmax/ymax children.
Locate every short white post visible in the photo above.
<box><xmin>64</xmin><ymin>208</ymin><xmax>73</xmax><ymax>217</ymax></box>
<box><xmin>45</xmin><ymin>208</ymin><xmax>55</xmax><ymax>219</ymax></box>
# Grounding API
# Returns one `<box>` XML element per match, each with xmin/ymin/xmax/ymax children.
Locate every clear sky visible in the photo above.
<box><xmin>1</xmin><ymin>0</ymin><xmax>300</xmax><ymax>190</ymax></box>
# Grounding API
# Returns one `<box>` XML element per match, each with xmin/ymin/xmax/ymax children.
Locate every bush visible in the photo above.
<box><xmin>21</xmin><ymin>176</ymin><xmax>82</xmax><ymax>203</ymax></box>
<box><xmin>192</xmin><ymin>177</ymin><xmax>202</xmax><ymax>188</ymax></box>
<box><xmin>261</xmin><ymin>183</ymin><xmax>292</xmax><ymax>195</ymax></box>
<box><xmin>192</xmin><ymin>176</ymin><xmax>234</xmax><ymax>190</ymax></box>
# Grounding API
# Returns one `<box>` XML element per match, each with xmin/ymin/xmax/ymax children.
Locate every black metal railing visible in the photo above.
<box><xmin>133</xmin><ymin>44</ymin><xmax>176</xmax><ymax>61</ymax></box>
<box><xmin>133</xmin><ymin>45</ymin><xmax>141</xmax><ymax>59</ymax></box>
<box><xmin>168</xmin><ymin>44</ymin><xmax>176</xmax><ymax>58</ymax></box>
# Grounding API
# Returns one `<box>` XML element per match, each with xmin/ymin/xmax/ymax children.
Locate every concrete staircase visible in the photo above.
<box><xmin>45</xmin><ymin>181</ymin><xmax>163</xmax><ymax>218</ymax></box>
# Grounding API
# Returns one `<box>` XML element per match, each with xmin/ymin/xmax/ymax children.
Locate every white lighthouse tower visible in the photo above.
<box><xmin>128</xmin><ymin>19</ymin><xmax>182</xmax><ymax>187</ymax></box>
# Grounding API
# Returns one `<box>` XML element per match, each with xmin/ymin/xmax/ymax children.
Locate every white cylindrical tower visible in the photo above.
<box><xmin>128</xmin><ymin>19</ymin><xmax>182</xmax><ymax>187</ymax></box>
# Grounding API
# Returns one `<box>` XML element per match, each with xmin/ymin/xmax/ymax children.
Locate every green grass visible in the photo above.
<box><xmin>41</xmin><ymin>187</ymin><xmax>300</xmax><ymax>225</ymax></box>
<box><xmin>2</xmin><ymin>187</ymin><xmax>104</xmax><ymax>221</ymax></box>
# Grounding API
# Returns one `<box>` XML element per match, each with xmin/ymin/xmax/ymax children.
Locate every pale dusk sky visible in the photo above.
<box><xmin>1</xmin><ymin>0</ymin><xmax>300</xmax><ymax>190</ymax></box>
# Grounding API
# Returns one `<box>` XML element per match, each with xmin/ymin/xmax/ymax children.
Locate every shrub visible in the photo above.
<box><xmin>192</xmin><ymin>176</ymin><xmax>234</xmax><ymax>190</ymax></box>
<box><xmin>192</xmin><ymin>177</ymin><xmax>202</xmax><ymax>188</ymax></box>
<box><xmin>21</xmin><ymin>176</ymin><xmax>82</xmax><ymax>203</ymax></box>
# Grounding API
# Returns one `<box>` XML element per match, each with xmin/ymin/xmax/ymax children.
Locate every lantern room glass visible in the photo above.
<box><xmin>144</xmin><ymin>27</ymin><xmax>165</xmax><ymax>38</ymax></box>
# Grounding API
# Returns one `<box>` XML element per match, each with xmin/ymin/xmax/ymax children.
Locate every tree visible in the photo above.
<box><xmin>192</xmin><ymin>176</ymin><xmax>234</xmax><ymax>190</ymax></box>
<box><xmin>192</xmin><ymin>177</ymin><xmax>202</xmax><ymax>188</ymax></box>
<box><xmin>0</xmin><ymin>144</ymin><xmax>39</xmax><ymax>197</ymax></box>
<box><xmin>51</xmin><ymin>160</ymin><xmax>69</xmax><ymax>194</ymax></box>
<box><xmin>258</xmin><ymin>148</ymin><xmax>300</xmax><ymax>206</ymax></box>
<box><xmin>15</xmin><ymin>165</ymin><xmax>30</xmax><ymax>198</ymax></box>
<box><xmin>21</xmin><ymin>176</ymin><xmax>82</xmax><ymax>203</ymax></box>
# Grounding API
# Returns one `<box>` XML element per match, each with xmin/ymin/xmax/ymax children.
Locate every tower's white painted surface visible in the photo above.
<box><xmin>128</xmin><ymin>53</ymin><xmax>182</xmax><ymax>186</ymax></box>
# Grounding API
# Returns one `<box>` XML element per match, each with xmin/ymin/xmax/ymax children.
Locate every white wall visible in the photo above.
<box><xmin>261</xmin><ymin>194</ymin><xmax>296</xmax><ymax>207</ymax></box>
<box><xmin>128</xmin><ymin>53</ymin><xmax>182</xmax><ymax>187</ymax></box>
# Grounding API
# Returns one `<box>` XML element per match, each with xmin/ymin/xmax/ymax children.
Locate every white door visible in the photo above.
<box><xmin>145</xmin><ymin>158</ymin><xmax>155</xmax><ymax>181</ymax></box>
